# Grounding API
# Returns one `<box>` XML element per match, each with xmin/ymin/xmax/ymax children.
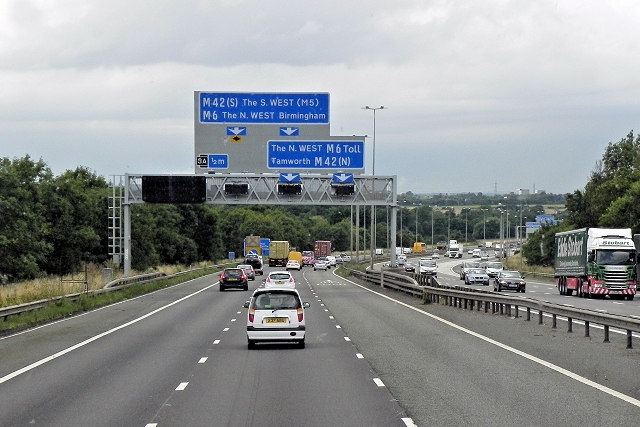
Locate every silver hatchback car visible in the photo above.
<box><xmin>244</xmin><ymin>288</ymin><xmax>310</xmax><ymax>349</ymax></box>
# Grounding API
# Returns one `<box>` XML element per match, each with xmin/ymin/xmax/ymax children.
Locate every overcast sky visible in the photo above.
<box><xmin>1</xmin><ymin>1</ymin><xmax>639</xmax><ymax>195</ymax></box>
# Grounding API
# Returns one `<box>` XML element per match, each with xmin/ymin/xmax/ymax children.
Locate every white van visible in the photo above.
<box><xmin>472</xmin><ymin>248</ymin><xmax>481</xmax><ymax>258</ymax></box>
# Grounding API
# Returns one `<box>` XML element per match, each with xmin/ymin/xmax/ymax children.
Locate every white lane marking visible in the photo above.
<box><xmin>401</xmin><ymin>418</ymin><xmax>417</xmax><ymax>427</ymax></box>
<box><xmin>231</xmin><ymin>318</ymin><xmax>236</xmax><ymax>322</ymax></box>
<box><xmin>0</xmin><ymin>282</ymin><xmax>217</xmax><ymax>385</ymax></box>
<box><xmin>223</xmin><ymin>328</ymin><xmax>230</xmax><ymax>332</ymax></box>
<box><xmin>336</xmin><ymin>325</ymin><xmax>342</xmax><ymax>329</ymax></box>
<box><xmin>198</xmin><ymin>357</ymin><xmax>208</xmax><ymax>364</ymax></box>
<box><xmin>373</xmin><ymin>378</ymin><xmax>385</xmax><ymax>387</ymax></box>
<box><xmin>213</xmin><ymin>340</ymin><xmax>220</xmax><ymax>345</ymax></box>
<box><xmin>329</xmin><ymin>315</ymin><xmax>334</xmax><ymax>319</ymax></box>
<box><xmin>175</xmin><ymin>382</ymin><xmax>189</xmax><ymax>391</ymax></box>
<box><xmin>344</xmin><ymin>337</ymin><xmax>351</xmax><ymax>342</ymax></box>
<box><xmin>341</xmin><ymin>276</ymin><xmax>640</xmax><ymax>408</ymax></box>
<box><xmin>145</xmin><ymin>424</ymin><xmax>158</xmax><ymax>427</ymax></box>
<box><xmin>356</xmin><ymin>353</ymin><xmax>364</xmax><ymax>359</ymax></box>
<box><xmin>324</xmin><ymin>309</ymin><xmax>329</xmax><ymax>312</ymax></box>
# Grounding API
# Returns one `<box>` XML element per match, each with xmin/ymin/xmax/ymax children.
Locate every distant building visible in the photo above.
<box><xmin>534</xmin><ymin>189</ymin><xmax>546</xmax><ymax>194</ymax></box>
<box><xmin>517</xmin><ymin>188</ymin><xmax>530</xmax><ymax>196</ymax></box>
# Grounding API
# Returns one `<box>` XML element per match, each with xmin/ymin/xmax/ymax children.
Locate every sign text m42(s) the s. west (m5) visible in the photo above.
<box><xmin>199</xmin><ymin>93</ymin><xmax>329</xmax><ymax>124</ymax></box>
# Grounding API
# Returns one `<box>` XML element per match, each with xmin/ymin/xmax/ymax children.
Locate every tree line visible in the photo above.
<box><xmin>2</xmin><ymin>132</ymin><xmax>635</xmax><ymax>281</ymax></box>
<box><xmin>520</xmin><ymin>131</ymin><xmax>640</xmax><ymax>266</ymax></box>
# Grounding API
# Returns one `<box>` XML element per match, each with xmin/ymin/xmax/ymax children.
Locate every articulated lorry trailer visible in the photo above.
<box><xmin>554</xmin><ymin>228</ymin><xmax>636</xmax><ymax>300</ymax></box>
<box><xmin>268</xmin><ymin>240</ymin><xmax>290</xmax><ymax>267</ymax></box>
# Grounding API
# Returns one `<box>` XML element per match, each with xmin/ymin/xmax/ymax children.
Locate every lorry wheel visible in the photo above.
<box><xmin>627</xmin><ymin>295</ymin><xmax>635</xmax><ymax>301</ymax></box>
<box><xmin>577</xmin><ymin>279</ymin><xmax>583</xmax><ymax>298</ymax></box>
<box><xmin>587</xmin><ymin>281</ymin><xmax>593</xmax><ymax>299</ymax></box>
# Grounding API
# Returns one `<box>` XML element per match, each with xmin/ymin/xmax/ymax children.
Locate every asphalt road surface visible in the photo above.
<box><xmin>1</xmin><ymin>265</ymin><xmax>639</xmax><ymax>427</ymax></box>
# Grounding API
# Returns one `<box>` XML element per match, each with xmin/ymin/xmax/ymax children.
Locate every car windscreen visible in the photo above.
<box><xmin>501</xmin><ymin>271</ymin><xmax>521</xmax><ymax>278</ymax></box>
<box><xmin>269</xmin><ymin>273</ymin><xmax>291</xmax><ymax>280</ymax></box>
<box><xmin>225</xmin><ymin>269</ymin><xmax>243</xmax><ymax>277</ymax></box>
<box><xmin>468</xmin><ymin>269</ymin><xmax>484</xmax><ymax>274</ymax></box>
<box><xmin>253</xmin><ymin>291</ymin><xmax>301</xmax><ymax>310</ymax></box>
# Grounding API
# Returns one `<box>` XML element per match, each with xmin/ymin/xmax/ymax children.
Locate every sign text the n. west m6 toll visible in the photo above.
<box><xmin>268</xmin><ymin>141</ymin><xmax>364</xmax><ymax>170</ymax></box>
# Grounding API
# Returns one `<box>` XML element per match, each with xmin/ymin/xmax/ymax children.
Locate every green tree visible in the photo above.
<box><xmin>0</xmin><ymin>156</ymin><xmax>53</xmax><ymax>280</ymax></box>
<box><xmin>40</xmin><ymin>167</ymin><xmax>109</xmax><ymax>275</ymax></box>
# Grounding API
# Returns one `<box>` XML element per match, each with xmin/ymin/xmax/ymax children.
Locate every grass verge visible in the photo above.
<box><xmin>0</xmin><ymin>267</ymin><xmax>224</xmax><ymax>334</ymax></box>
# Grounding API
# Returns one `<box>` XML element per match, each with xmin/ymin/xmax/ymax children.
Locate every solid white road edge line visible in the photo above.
<box><xmin>0</xmin><ymin>283</ymin><xmax>217</xmax><ymax>384</ymax></box>
<box><xmin>334</xmin><ymin>270</ymin><xmax>640</xmax><ymax>409</ymax></box>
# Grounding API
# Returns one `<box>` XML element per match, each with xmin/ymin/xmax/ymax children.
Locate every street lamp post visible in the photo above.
<box><xmin>482</xmin><ymin>208</ymin><xmax>487</xmax><ymax>242</ymax></box>
<box><xmin>447</xmin><ymin>208</ymin><xmax>451</xmax><ymax>245</ymax></box>
<box><xmin>415</xmin><ymin>205</ymin><xmax>418</xmax><ymax>244</ymax></box>
<box><xmin>362</xmin><ymin>106</ymin><xmax>386</xmax><ymax>270</ymax></box>
<box><xmin>431</xmin><ymin>207</ymin><xmax>434</xmax><ymax>249</ymax></box>
<box><xmin>464</xmin><ymin>208</ymin><xmax>468</xmax><ymax>243</ymax></box>
<box><xmin>400</xmin><ymin>207</ymin><xmax>403</xmax><ymax>250</ymax></box>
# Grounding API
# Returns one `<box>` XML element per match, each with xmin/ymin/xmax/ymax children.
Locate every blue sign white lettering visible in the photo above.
<box><xmin>197</xmin><ymin>154</ymin><xmax>229</xmax><ymax>168</ymax></box>
<box><xmin>333</xmin><ymin>173</ymin><xmax>354</xmax><ymax>183</ymax></box>
<box><xmin>279</xmin><ymin>173</ymin><xmax>301</xmax><ymax>183</ymax></box>
<box><xmin>200</xmin><ymin>92</ymin><xmax>329</xmax><ymax>124</ymax></box>
<box><xmin>267</xmin><ymin>141</ymin><xmax>364</xmax><ymax>170</ymax></box>
<box><xmin>280</xmin><ymin>127</ymin><xmax>299</xmax><ymax>136</ymax></box>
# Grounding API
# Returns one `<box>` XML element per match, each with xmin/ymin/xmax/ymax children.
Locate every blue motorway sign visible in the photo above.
<box><xmin>199</xmin><ymin>92</ymin><xmax>329</xmax><ymax>124</ymax></box>
<box><xmin>279</xmin><ymin>173</ymin><xmax>301</xmax><ymax>183</ymax></box>
<box><xmin>196</xmin><ymin>154</ymin><xmax>229</xmax><ymax>169</ymax></box>
<box><xmin>333</xmin><ymin>173</ymin><xmax>354</xmax><ymax>183</ymax></box>
<box><xmin>280</xmin><ymin>127</ymin><xmax>299</xmax><ymax>136</ymax></box>
<box><xmin>227</xmin><ymin>126</ymin><xmax>246</xmax><ymax>135</ymax></box>
<box><xmin>267</xmin><ymin>141</ymin><xmax>364</xmax><ymax>170</ymax></box>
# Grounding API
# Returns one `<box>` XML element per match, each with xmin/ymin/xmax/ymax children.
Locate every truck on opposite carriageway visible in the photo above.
<box><xmin>554</xmin><ymin>227</ymin><xmax>636</xmax><ymax>300</ymax></box>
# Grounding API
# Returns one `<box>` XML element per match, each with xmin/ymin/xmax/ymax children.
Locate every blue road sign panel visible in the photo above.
<box><xmin>199</xmin><ymin>92</ymin><xmax>329</xmax><ymax>124</ymax></box>
<box><xmin>268</xmin><ymin>141</ymin><xmax>364</xmax><ymax>170</ymax></box>
<box><xmin>279</xmin><ymin>173</ymin><xmax>301</xmax><ymax>183</ymax></box>
<box><xmin>207</xmin><ymin>154</ymin><xmax>229</xmax><ymax>169</ymax></box>
<box><xmin>333</xmin><ymin>173</ymin><xmax>354</xmax><ymax>183</ymax></box>
<box><xmin>197</xmin><ymin>154</ymin><xmax>229</xmax><ymax>168</ymax></box>
<box><xmin>227</xmin><ymin>126</ymin><xmax>247</xmax><ymax>135</ymax></box>
<box><xmin>279</xmin><ymin>127</ymin><xmax>299</xmax><ymax>136</ymax></box>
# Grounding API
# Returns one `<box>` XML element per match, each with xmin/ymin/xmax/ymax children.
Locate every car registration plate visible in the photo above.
<box><xmin>265</xmin><ymin>317</ymin><xmax>287</xmax><ymax>324</ymax></box>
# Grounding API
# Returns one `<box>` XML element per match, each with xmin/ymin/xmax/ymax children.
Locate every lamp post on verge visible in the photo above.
<box><xmin>363</xmin><ymin>105</ymin><xmax>386</xmax><ymax>271</ymax></box>
<box><xmin>482</xmin><ymin>208</ymin><xmax>488</xmax><ymax>242</ymax></box>
<box><xmin>431</xmin><ymin>207</ymin><xmax>435</xmax><ymax>249</ymax></box>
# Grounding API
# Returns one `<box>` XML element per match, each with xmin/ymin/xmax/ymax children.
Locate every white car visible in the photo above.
<box><xmin>485</xmin><ymin>261</ymin><xmax>504</xmax><ymax>278</ymax></box>
<box><xmin>264</xmin><ymin>271</ymin><xmax>296</xmax><ymax>288</ymax></box>
<box><xmin>244</xmin><ymin>288</ymin><xmax>310</xmax><ymax>349</ymax></box>
<box><xmin>418</xmin><ymin>259</ymin><xmax>438</xmax><ymax>276</ymax></box>
<box><xmin>286</xmin><ymin>260</ymin><xmax>301</xmax><ymax>271</ymax></box>
<box><xmin>314</xmin><ymin>258</ymin><xmax>329</xmax><ymax>271</ymax></box>
<box><xmin>326</xmin><ymin>255</ymin><xmax>337</xmax><ymax>267</ymax></box>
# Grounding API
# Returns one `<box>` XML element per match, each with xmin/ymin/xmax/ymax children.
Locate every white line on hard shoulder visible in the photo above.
<box><xmin>373</xmin><ymin>378</ymin><xmax>385</xmax><ymax>387</ymax></box>
<box><xmin>198</xmin><ymin>357</ymin><xmax>208</xmax><ymax>364</ymax></box>
<box><xmin>0</xmin><ymin>282</ymin><xmax>217</xmax><ymax>385</ymax></box>
<box><xmin>401</xmin><ymin>418</ymin><xmax>418</xmax><ymax>427</ymax></box>
<box><xmin>175</xmin><ymin>382</ymin><xmax>189</xmax><ymax>391</ymax></box>
<box><xmin>340</xmin><ymin>275</ymin><xmax>640</xmax><ymax>409</ymax></box>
